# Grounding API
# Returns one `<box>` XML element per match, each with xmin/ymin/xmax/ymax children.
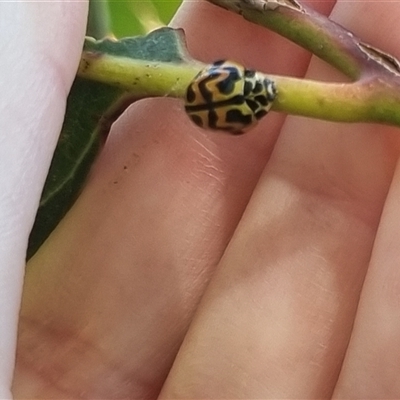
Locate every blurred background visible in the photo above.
<box><xmin>108</xmin><ymin>0</ymin><xmax>183</xmax><ymax>37</ymax></box>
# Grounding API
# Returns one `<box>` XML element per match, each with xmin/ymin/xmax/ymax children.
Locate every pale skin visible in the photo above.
<box><xmin>2</xmin><ymin>0</ymin><xmax>400</xmax><ymax>398</ymax></box>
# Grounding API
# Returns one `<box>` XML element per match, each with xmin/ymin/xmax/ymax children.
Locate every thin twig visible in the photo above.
<box><xmin>205</xmin><ymin>0</ymin><xmax>400</xmax><ymax>81</ymax></box>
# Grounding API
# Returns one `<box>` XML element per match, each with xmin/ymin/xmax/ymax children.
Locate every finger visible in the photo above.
<box><xmin>333</xmin><ymin>162</ymin><xmax>400</xmax><ymax>399</ymax></box>
<box><xmin>0</xmin><ymin>1</ymin><xmax>87</xmax><ymax>398</ymax></box>
<box><xmin>158</xmin><ymin>3</ymin><xmax>400</xmax><ymax>399</ymax></box>
<box><xmin>330</xmin><ymin>2</ymin><xmax>400</xmax><ymax>396</ymax></box>
<box><xmin>12</xmin><ymin>0</ymin><xmax>336</xmax><ymax>398</ymax></box>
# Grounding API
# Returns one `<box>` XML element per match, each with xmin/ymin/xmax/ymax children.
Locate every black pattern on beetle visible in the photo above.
<box><xmin>185</xmin><ymin>60</ymin><xmax>276</xmax><ymax>134</ymax></box>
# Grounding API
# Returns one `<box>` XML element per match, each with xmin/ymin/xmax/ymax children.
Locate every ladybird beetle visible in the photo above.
<box><xmin>184</xmin><ymin>60</ymin><xmax>276</xmax><ymax>134</ymax></box>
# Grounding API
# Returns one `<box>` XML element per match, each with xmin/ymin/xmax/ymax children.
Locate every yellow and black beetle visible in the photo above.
<box><xmin>184</xmin><ymin>60</ymin><xmax>276</xmax><ymax>134</ymax></box>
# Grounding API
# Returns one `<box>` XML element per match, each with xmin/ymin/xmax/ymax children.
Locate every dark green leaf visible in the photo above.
<box><xmin>27</xmin><ymin>27</ymin><xmax>192</xmax><ymax>259</ymax></box>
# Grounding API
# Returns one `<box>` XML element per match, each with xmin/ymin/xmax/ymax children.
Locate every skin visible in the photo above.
<box><xmin>0</xmin><ymin>2</ymin><xmax>88</xmax><ymax>398</ymax></box>
<box><xmin>3</xmin><ymin>0</ymin><xmax>400</xmax><ymax>398</ymax></box>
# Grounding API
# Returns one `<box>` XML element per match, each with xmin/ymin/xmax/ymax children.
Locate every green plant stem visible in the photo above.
<box><xmin>78</xmin><ymin>52</ymin><xmax>400</xmax><ymax>127</ymax></box>
<box><xmin>79</xmin><ymin>52</ymin><xmax>201</xmax><ymax>97</ymax></box>
<box><xmin>272</xmin><ymin>75</ymin><xmax>400</xmax><ymax>125</ymax></box>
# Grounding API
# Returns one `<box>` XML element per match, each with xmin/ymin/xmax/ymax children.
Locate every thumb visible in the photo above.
<box><xmin>0</xmin><ymin>2</ymin><xmax>88</xmax><ymax>397</ymax></box>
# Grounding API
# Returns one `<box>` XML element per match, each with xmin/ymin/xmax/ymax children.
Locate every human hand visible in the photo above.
<box><xmin>10</xmin><ymin>0</ymin><xmax>400</xmax><ymax>398</ymax></box>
